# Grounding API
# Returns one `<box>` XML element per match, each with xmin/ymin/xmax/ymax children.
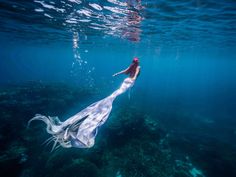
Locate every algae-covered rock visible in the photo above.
<box><xmin>58</xmin><ymin>159</ymin><xmax>99</xmax><ymax>177</ymax></box>
<box><xmin>0</xmin><ymin>142</ymin><xmax>28</xmax><ymax>177</ymax></box>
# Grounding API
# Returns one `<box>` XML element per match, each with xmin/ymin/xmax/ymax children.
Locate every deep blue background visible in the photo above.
<box><xmin>0</xmin><ymin>0</ymin><xmax>236</xmax><ymax>176</ymax></box>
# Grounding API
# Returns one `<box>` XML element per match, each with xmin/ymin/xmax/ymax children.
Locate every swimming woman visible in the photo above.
<box><xmin>28</xmin><ymin>57</ymin><xmax>141</xmax><ymax>149</ymax></box>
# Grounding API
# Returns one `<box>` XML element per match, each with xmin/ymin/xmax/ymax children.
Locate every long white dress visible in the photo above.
<box><xmin>28</xmin><ymin>78</ymin><xmax>134</xmax><ymax>149</ymax></box>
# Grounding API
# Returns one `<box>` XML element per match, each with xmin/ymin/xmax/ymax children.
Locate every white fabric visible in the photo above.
<box><xmin>28</xmin><ymin>78</ymin><xmax>134</xmax><ymax>149</ymax></box>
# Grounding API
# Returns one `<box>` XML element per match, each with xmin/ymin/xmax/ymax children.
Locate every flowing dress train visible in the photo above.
<box><xmin>28</xmin><ymin>78</ymin><xmax>134</xmax><ymax>149</ymax></box>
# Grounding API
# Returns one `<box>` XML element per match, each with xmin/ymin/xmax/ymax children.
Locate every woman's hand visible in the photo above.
<box><xmin>112</xmin><ymin>73</ymin><xmax>118</xmax><ymax>77</ymax></box>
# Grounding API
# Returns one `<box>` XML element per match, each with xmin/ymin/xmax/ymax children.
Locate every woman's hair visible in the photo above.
<box><xmin>125</xmin><ymin>57</ymin><xmax>139</xmax><ymax>75</ymax></box>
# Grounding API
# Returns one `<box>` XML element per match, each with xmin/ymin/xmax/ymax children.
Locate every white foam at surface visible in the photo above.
<box><xmin>103</xmin><ymin>6</ymin><xmax>125</xmax><ymax>15</ymax></box>
<box><xmin>77</xmin><ymin>9</ymin><xmax>92</xmax><ymax>17</ymax></box>
<box><xmin>78</xmin><ymin>19</ymin><xmax>91</xmax><ymax>22</ymax></box>
<box><xmin>35</xmin><ymin>8</ymin><xmax>44</xmax><ymax>12</ymax></box>
<box><xmin>68</xmin><ymin>0</ymin><xmax>82</xmax><ymax>4</ymax></box>
<box><xmin>44</xmin><ymin>13</ymin><xmax>53</xmax><ymax>18</ymax></box>
<box><xmin>34</xmin><ymin>0</ymin><xmax>65</xmax><ymax>13</ymax></box>
<box><xmin>89</xmin><ymin>3</ymin><xmax>103</xmax><ymax>11</ymax></box>
<box><xmin>107</xmin><ymin>0</ymin><xmax>127</xmax><ymax>7</ymax></box>
<box><xmin>66</xmin><ymin>19</ymin><xmax>78</xmax><ymax>24</ymax></box>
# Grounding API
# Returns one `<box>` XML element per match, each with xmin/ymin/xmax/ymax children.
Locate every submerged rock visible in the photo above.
<box><xmin>0</xmin><ymin>142</ymin><xmax>27</xmax><ymax>177</ymax></box>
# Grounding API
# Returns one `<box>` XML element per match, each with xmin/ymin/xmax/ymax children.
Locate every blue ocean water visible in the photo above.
<box><xmin>0</xmin><ymin>0</ymin><xmax>236</xmax><ymax>177</ymax></box>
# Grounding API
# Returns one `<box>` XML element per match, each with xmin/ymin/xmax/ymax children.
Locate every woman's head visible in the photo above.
<box><xmin>133</xmin><ymin>57</ymin><xmax>139</xmax><ymax>64</ymax></box>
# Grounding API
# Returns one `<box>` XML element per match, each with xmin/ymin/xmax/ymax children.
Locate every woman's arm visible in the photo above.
<box><xmin>112</xmin><ymin>67</ymin><xmax>129</xmax><ymax>77</ymax></box>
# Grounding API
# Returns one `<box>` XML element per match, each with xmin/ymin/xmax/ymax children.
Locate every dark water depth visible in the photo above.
<box><xmin>0</xmin><ymin>0</ymin><xmax>236</xmax><ymax>177</ymax></box>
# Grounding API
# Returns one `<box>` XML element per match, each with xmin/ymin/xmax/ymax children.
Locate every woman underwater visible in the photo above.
<box><xmin>28</xmin><ymin>58</ymin><xmax>141</xmax><ymax>149</ymax></box>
